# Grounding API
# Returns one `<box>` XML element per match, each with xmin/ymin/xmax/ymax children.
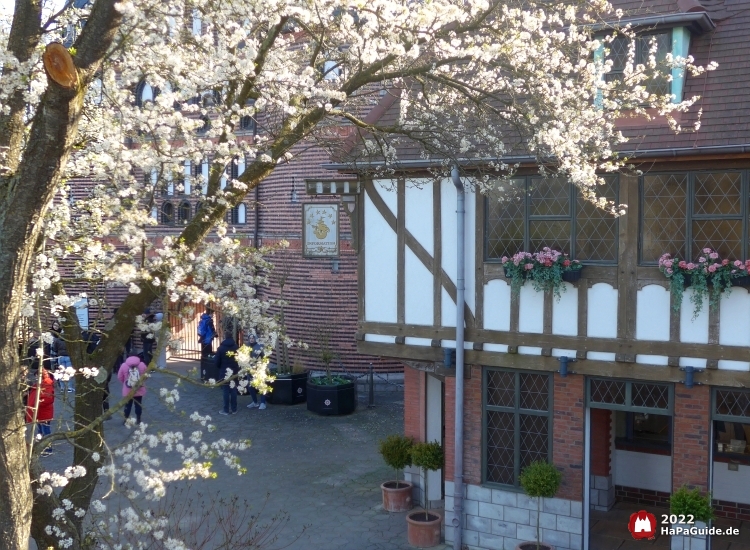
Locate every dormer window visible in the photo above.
<box><xmin>604</xmin><ymin>31</ymin><xmax>671</xmax><ymax>97</ymax></box>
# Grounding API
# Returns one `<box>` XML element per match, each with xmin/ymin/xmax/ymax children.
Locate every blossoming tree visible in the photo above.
<box><xmin>0</xmin><ymin>0</ymin><xmax>712</xmax><ymax>547</ymax></box>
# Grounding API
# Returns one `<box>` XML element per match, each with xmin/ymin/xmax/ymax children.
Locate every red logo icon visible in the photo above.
<box><xmin>628</xmin><ymin>510</ymin><xmax>657</xmax><ymax>540</ymax></box>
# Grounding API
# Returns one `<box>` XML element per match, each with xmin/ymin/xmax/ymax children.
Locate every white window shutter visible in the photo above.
<box><xmin>201</xmin><ymin>161</ymin><xmax>208</xmax><ymax>195</ymax></box>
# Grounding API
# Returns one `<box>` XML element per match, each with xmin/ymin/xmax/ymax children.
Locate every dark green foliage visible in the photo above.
<box><xmin>670</xmin><ymin>486</ymin><xmax>715</xmax><ymax>523</ymax></box>
<box><xmin>379</xmin><ymin>435</ymin><xmax>414</xmax><ymax>486</ymax></box>
<box><xmin>410</xmin><ymin>441</ymin><xmax>443</xmax><ymax>472</ymax></box>
<box><xmin>519</xmin><ymin>461</ymin><xmax>562</xmax><ymax>498</ymax></box>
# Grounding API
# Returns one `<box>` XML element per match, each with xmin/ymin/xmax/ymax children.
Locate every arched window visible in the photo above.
<box><xmin>231</xmin><ymin>203</ymin><xmax>247</xmax><ymax>224</ymax></box>
<box><xmin>195</xmin><ymin>201</ymin><xmax>204</xmax><ymax>216</ymax></box>
<box><xmin>161</xmin><ymin>202</ymin><xmax>174</xmax><ymax>225</ymax></box>
<box><xmin>135</xmin><ymin>81</ymin><xmax>155</xmax><ymax>107</ymax></box>
<box><xmin>178</xmin><ymin>201</ymin><xmax>191</xmax><ymax>223</ymax></box>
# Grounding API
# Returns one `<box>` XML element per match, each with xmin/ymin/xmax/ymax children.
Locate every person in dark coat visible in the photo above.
<box><xmin>215</xmin><ymin>330</ymin><xmax>239</xmax><ymax>415</ymax></box>
<box><xmin>245</xmin><ymin>333</ymin><xmax>267</xmax><ymax>410</ymax></box>
<box><xmin>198</xmin><ymin>309</ymin><xmax>216</xmax><ymax>358</ymax></box>
<box><xmin>140</xmin><ymin>309</ymin><xmax>156</xmax><ymax>365</ymax></box>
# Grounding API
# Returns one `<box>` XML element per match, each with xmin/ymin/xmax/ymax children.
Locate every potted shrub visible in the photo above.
<box><xmin>406</xmin><ymin>441</ymin><xmax>444</xmax><ymax>548</ymax></box>
<box><xmin>306</xmin><ymin>325</ymin><xmax>356</xmax><ymax>415</ymax></box>
<box><xmin>379</xmin><ymin>435</ymin><xmax>414</xmax><ymax>512</ymax></box>
<box><xmin>669</xmin><ymin>486</ymin><xmax>714</xmax><ymax>550</ymax></box>
<box><xmin>268</xmin><ymin>254</ymin><xmax>308</xmax><ymax>405</ymax></box>
<box><xmin>516</xmin><ymin>461</ymin><xmax>563</xmax><ymax>550</ymax></box>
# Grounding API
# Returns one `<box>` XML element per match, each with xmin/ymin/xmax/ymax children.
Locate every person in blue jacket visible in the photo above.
<box><xmin>216</xmin><ymin>330</ymin><xmax>239</xmax><ymax>415</ymax></box>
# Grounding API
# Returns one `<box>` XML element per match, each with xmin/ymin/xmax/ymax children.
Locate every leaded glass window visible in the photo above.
<box><xmin>484</xmin><ymin>369</ymin><xmax>552</xmax><ymax>488</ymax></box>
<box><xmin>640</xmin><ymin>171</ymin><xmax>747</xmax><ymax>264</ymax></box>
<box><xmin>485</xmin><ymin>176</ymin><xmax>618</xmax><ymax>263</ymax></box>
<box><xmin>604</xmin><ymin>31</ymin><xmax>671</xmax><ymax>97</ymax></box>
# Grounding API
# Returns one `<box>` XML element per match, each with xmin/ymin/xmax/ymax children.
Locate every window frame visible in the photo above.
<box><xmin>638</xmin><ymin>170</ymin><xmax>748</xmax><ymax>265</ymax></box>
<box><xmin>160</xmin><ymin>202</ymin><xmax>174</xmax><ymax>225</ymax></box>
<box><xmin>484</xmin><ymin>175</ymin><xmax>619</xmax><ymax>264</ymax></box>
<box><xmin>481</xmin><ymin>367</ymin><xmax>554</xmax><ymax>490</ymax></box>
<box><xmin>603</xmin><ymin>29</ymin><xmax>673</xmax><ymax>98</ymax></box>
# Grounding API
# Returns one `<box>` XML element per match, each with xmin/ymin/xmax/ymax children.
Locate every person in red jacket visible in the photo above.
<box><xmin>26</xmin><ymin>368</ymin><xmax>55</xmax><ymax>441</ymax></box>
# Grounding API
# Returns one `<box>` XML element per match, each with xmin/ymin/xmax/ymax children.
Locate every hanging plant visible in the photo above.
<box><xmin>658</xmin><ymin>248</ymin><xmax>750</xmax><ymax>319</ymax></box>
<box><xmin>502</xmin><ymin>248</ymin><xmax>582</xmax><ymax>301</ymax></box>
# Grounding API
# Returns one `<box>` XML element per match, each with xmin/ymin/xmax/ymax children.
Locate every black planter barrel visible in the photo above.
<box><xmin>269</xmin><ymin>372</ymin><xmax>308</xmax><ymax>405</ymax></box>
<box><xmin>306</xmin><ymin>377</ymin><xmax>357</xmax><ymax>415</ymax></box>
<box><xmin>200</xmin><ymin>355</ymin><xmax>218</xmax><ymax>382</ymax></box>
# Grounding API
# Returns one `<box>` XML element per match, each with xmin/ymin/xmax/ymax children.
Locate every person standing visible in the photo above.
<box><xmin>118</xmin><ymin>355</ymin><xmax>147</xmax><ymax>424</ymax></box>
<box><xmin>197</xmin><ymin>309</ymin><xmax>216</xmax><ymax>358</ymax></box>
<box><xmin>245</xmin><ymin>333</ymin><xmax>267</xmax><ymax>410</ymax></box>
<box><xmin>51</xmin><ymin>324</ymin><xmax>74</xmax><ymax>393</ymax></box>
<box><xmin>216</xmin><ymin>329</ymin><xmax>239</xmax><ymax>415</ymax></box>
<box><xmin>26</xmin><ymin>367</ymin><xmax>55</xmax><ymax>455</ymax></box>
<box><xmin>154</xmin><ymin>313</ymin><xmax>168</xmax><ymax>369</ymax></box>
<box><xmin>140</xmin><ymin>309</ymin><xmax>156</xmax><ymax>365</ymax></box>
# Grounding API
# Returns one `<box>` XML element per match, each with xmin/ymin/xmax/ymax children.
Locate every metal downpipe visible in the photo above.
<box><xmin>451</xmin><ymin>165</ymin><xmax>465</xmax><ymax>550</ymax></box>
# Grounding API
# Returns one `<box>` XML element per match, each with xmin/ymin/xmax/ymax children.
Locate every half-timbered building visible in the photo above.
<box><xmin>331</xmin><ymin>1</ymin><xmax>750</xmax><ymax>548</ymax></box>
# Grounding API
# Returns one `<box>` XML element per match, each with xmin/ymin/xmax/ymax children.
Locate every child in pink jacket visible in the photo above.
<box><xmin>117</xmin><ymin>355</ymin><xmax>147</xmax><ymax>424</ymax></box>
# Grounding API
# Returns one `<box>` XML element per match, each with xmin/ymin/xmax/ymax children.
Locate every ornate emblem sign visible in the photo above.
<box><xmin>303</xmin><ymin>204</ymin><xmax>339</xmax><ymax>257</ymax></box>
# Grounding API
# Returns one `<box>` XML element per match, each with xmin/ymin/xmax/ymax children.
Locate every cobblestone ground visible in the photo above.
<box><xmin>35</xmin><ymin>360</ymin><xmax>449</xmax><ymax>550</ymax></box>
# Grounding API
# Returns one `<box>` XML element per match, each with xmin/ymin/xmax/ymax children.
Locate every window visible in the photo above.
<box><xmin>604</xmin><ymin>31</ymin><xmax>671</xmax><ymax>97</ymax></box>
<box><xmin>485</xmin><ymin>176</ymin><xmax>618</xmax><ymax>263</ymax></box>
<box><xmin>161</xmin><ymin>202</ymin><xmax>174</xmax><ymax>224</ymax></box>
<box><xmin>713</xmin><ymin>388</ymin><xmax>750</xmax><ymax>460</ymax></box>
<box><xmin>240</xmin><ymin>115</ymin><xmax>255</xmax><ymax>132</ymax></box>
<box><xmin>231</xmin><ymin>204</ymin><xmax>246</xmax><ymax>224</ymax></box>
<box><xmin>195</xmin><ymin>201</ymin><xmax>204</xmax><ymax>216</ymax></box>
<box><xmin>135</xmin><ymin>81</ymin><xmax>156</xmax><ymax>107</ymax></box>
<box><xmin>178</xmin><ymin>201</ymin><xmax>191</xmax><ymax>223</ymax></box>
<box><xmin>614</xmin><ymin>411</ymin><xmax>672</xmax><ymax>453</ymax></box>
<box><xmin>640</xmin><ymin>171</ymin><xmax>747</xmax><ymax>264</ymax></box>
<box><xmin>483</xmin><ymin>369</ymin><xmax>552</xmax><ymax>488</ymax></box>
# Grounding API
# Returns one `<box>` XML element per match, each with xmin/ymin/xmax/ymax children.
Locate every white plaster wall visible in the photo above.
<box><xmin>441</xmin><ymin>179</ymin><xmax>457</xmax><ymax>292</ymax></box>
<box><xmin>426</xmin><ymin>375</ymin><xmax>443</xmax><ymax>502</ymax></box>
<box><xmin>552</xmin><ymin>348</ymin><xmax>578</xmax><ymax>357</ymax></box>
<box><xmin>440</xmin><ymin>179</ymin><xmax>476</xmax><ymax>316</ymax></box>
<box><xmin>404</xmin><ymin>337</ymin><xmax>432</xmax><ymax>347</ymax></box>
<box><xmin>483</xmin><ymin>280</ymin><xmax>511</xmax><ymax>332</ymax></box>
<box><xmin>364</xmin><ymin>334</ymin><xmax>396</xmax><ymax>343</ymax></box>
<box><xmin>614</xmin><ymin>450</ymin><xmax>671</xmax><ymax>493</ymax></box>
<box><xmin>519</xmin><ymin>283</ymin><xmax>544</xmax><ymax>334</ymax></box>
<box><xmin>636</xmin><ymin>285</ymin><xmax>670</xmax><ymax>366</ymax></box>
<box><xmin>719</xmin><ymin>289</ymin><xmax>750</xmax><ymax>371</ymax></box>
<box><xmin>442</xmin><ymin>287</ymin><xmax>456</xmax><ymax>327</ymax></box>
<box><xmin>441</xmin><ymin>340</ymin><xmax>475</xmax><ymax>350</ymax></box>
<box><xmin>518</xmin><ymin>346</ymin><xmax>543</xmax><ymax>355</ymax></box>
<box><xmin>404</xmin><ymin>248</ymin><xmax>433</xmax><ymax>325</ymax></box>
<box><xmin>364</xmin><ymin>189</ymin><xmax>397</xmax><ymax>322</ymax></box>
<box><xmin>588</xmin><ymin>283</ymin><xmax>618</xmax><ymax>339</ymax></box>
<box><xmin>680</xmin><ymin>288</ymin><xmax>709</xmax><ymax>343</ymax></box>
<box><xmin>404</xmin><ymin>180</ymin><xmax>433</xmax><ymax>256</ymax></box>
<box><xmin>552</xmin><ymin>283</ymin><xmax>578</xmax><ymax>336</ymax></box>
<box><xmin>484</xmin><ymin>343</ymin><xmax>509</xmax><ymax>352</ymax></box>
<box><xmin>713</xmin><ymin>462</ymin><xmax>750</xmax><ymax>505</ymax></box>
<box><xmin>373</xmin><ymin>179</ymin><xmax>397</xmax><ymax>216</ymax></box>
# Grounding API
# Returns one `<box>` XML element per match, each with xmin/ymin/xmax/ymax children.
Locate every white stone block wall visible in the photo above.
<box><xmin>444</xmin><ymin>481</ymin><xmax>583</xmax><ymax>550</ymax></box>
<box><xmin>404</xmin><ymin>466</ymin><xmax>444</xmax><ymax>510</ymax></box>
<box><xmin>590</xmin><ymin>474</ymin><xmax>615</xmax><ymax>511</ymax></box>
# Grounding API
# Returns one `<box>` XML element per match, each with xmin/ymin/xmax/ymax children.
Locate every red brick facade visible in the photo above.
<box><xmin>443</xmin><ymin>367</ymin><xmax>483</xmax><ymax>486</ymax></box>
<box><xmin>672</xmin><ymin>385</ymin><xmax>711</xmax><ymax>492</ymax></box>
<box><xmin>404</xmin><ymin>367</ymin><xmax>425</xmax><ymax>441</ymax></box>
<box><xmin>552</xmin><ymin>375</ymin><xmax>585</xmax><ymax>501</ymax></box>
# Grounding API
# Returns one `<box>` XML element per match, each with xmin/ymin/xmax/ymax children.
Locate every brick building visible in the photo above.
<box><xmin>340</xmin><ymin>1</ymin><xmax>750</xmax><ymax>549</ymax></box>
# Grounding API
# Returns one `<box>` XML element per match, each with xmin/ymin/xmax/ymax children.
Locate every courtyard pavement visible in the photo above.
<box><xmin>35</xmin><ymin>359</ymin><xmax>450</xmax><ymax>550</ymax></box>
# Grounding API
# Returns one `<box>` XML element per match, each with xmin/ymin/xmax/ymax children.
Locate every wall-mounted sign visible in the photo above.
<box><xmin>303</xmin><ymin>203</ymin><xmax>339</xmax><ymax>257</ymax></box>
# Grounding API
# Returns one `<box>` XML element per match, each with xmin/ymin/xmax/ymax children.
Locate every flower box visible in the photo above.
<box><xmin>562</xmin><ymin>268</ymin><xmax>582</xmax><ymax>283</ymax></box>
<box><xmin>731</xmin><ymin>275</ymin><xmax>750</xmax><ymax>287</ymax></box>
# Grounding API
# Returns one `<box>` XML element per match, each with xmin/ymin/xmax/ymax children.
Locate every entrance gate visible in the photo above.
<box><xmin>583</xmin><ymin>378</ymin><xmax>674</xmax><ymax>550</ymax></box>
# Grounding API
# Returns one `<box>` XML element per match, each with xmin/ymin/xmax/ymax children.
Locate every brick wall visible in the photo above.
<box><xmin>444</xmin><ymin>366</ymin><xmax>482</xmax><ymax>486</ymax></box>
<box><xmin>672</xmin><ymin>385</ymin><xmax>711</xmax><ymax>492</ymax></box>
<box><xmin>713</xmin><ymin>499</ymin><xmax>750</xmax><ymax>521</ymax></box>
<box><xmin>553</xmin><ymin>375</ymin><xmax>584</xmax><ymax>502</ymax></box>
<box><xmin>404</xmin><ymin>366</ymin><xmax>425</xmax><ymax>441</ymax></box>
<box><xmin>616</xmin><ymin>485</ymin><xmax>671</xmax><ymax>507</ymax></box>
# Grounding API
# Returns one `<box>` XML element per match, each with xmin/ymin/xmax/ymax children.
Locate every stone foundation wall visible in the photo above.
<box><xmin>444</xmin><ymin>481</ymin><xmax>583</xmax><ymax>550</ymax></box>
<box><xmin>590</xmin><ymin>475</ymin><xmax>615</xmax><ymax>511</ymax></box>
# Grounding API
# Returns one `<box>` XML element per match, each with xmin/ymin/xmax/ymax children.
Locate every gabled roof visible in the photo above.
<box><xmin>328</xmin><ymin>0</ymin><xmax>750</xmax><ymax>170</ymax></box>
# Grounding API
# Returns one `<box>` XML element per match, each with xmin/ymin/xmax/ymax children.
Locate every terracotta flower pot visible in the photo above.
<box><xmin>515</xmin><ymin>543</ymin><xmax>554</xmax><ymax>550</ymax></box>
<box><xmin>406</xmin><ymin>510</ymin><xmax>441</xmax><ymax>547</ymax></box>
<box><xmin>381</xmin><ymin>480</ymin><xmax>413</xmax><ymax>512</ymax></box>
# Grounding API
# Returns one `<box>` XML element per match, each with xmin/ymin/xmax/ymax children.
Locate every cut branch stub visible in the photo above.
<box><xmin>43</xmin><ymin>43</ymin><xmax>78</xmax><ymax>89</ymax></box>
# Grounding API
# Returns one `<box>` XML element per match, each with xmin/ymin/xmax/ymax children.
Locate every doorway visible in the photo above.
<box><xmin>583</xmin><ymin>378</ymin><xmax>674</xmax><ymax>550</ymax></box>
